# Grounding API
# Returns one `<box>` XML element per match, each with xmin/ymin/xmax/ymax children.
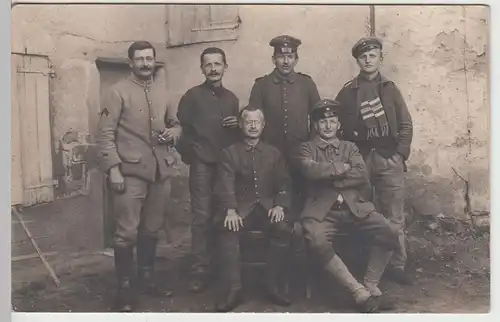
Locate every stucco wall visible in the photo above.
<box><xmin>164</xmin><ymin>5</ymin><xmax>370</xmax><ymax>108</ymax></box>
<box><xmin>375</xmin><ymin>6</ymin><xmax>489</xmax><ymax>215</ymax></box>
<box><xmin>11</xmin><ymin>4</ymin><xmax>489</xmax><ymax>214</ymax></box>
<box><xmin>12</xmin><ymin>4</ymin><xmax>169</xmax><ymax>146</ymax></box>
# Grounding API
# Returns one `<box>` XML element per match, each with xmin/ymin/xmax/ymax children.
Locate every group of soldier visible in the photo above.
<box><xmin>96</xmin><ymin>33</ymin><xmax>413</xmax><ymax>313</ymax></box>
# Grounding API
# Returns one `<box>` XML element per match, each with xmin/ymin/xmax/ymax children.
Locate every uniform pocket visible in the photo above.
<box><xmin>119</xmin><ymin>152</ymin><xmax>142</xmax><ymax>164</ymax></box>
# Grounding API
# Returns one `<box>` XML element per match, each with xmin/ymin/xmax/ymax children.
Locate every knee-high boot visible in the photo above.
<box><xmin>114</xmin><ymin>245</ymin><xmax>136</xmax><ymax>312</ymax></box>
<box><xmin>137</xmin><ymin>235</ymin><xmax>173</xmax><ymax>297</ymax></box>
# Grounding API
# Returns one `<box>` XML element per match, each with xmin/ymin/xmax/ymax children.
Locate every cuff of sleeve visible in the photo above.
<box><xmin>396</xmin><ymin>146</ymin><xmax>410</xmax><ymax>160</ymax></box>
<box><xmin>100</xmin><ymin>156</ymin><xmax>122</xmax><ymax>174</ymax></box>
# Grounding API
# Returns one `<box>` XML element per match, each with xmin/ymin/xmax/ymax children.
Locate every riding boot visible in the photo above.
<box><xmin>114</xmin><ymin>245</ymin><xmax>136</xmax><ymax>312</ymax></box>
<box><xmin>137</xmin><ymin>235</ymin><xmax>173</xmax><ymax>297</ymax></box>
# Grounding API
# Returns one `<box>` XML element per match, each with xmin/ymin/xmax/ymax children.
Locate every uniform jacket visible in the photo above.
<box><xmin>249</xmin><ymin>69</ymin><xmax>320</xmax><ymax>164</ymax></box>
<box><xmin>335</xmin><ymin>74</ymin><xmax>413</xmax><ymax>160</ymax></box>
<box><xmin>97</xmin><ymin>73</ymin><xmax>181</xmax><ymax>183</ymax></box>
<box><xmin>176</xmin><ymin>81</ymin><xmax>241</xmax><ymax>165</ymax></box>
<box><xmin>215</xmin><ymin>140</ymin><xmax>291</xmax><ymax>220</ymax></box>
<box><xmin>296</xmin><ymin>136</ymin><xmax>375</xmax><ymax>221</ymax></box>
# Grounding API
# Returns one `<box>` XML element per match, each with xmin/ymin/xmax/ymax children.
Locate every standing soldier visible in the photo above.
<box><xmin>97</xmin><ymin>41</ymin><xmax>181</xmax><ymax>312</ymax></box>
<box><xmin>176</xmin><ymin>47</ymin><xmax>241</xmax><ymax>293</ymax></box>
<box><xmin>249</xmin><ymin>35</ymin><xmax>321</xmax><ymax>220</ymax></box>
<box><xmin>335</xmin><ymin>37</ymin><xmax>414</xmax><ymax>284</ymax></box>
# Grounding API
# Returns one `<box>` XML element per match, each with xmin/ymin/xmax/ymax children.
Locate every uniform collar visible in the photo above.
<box><xmin>349</xmin><ymin>72</ymin><xmax>391</xmax><ymax>88</ymax></box>
<box><xmin>129</xmin><ymin>72</ymin><xmax>154</xmax><ymax>88</ymax></box>
<box><xmin>272</xmin><ymin>69</ymin><xmax>296</xmax><ymax>84</ymax></box>
<box><xmin>244</xmin><ymin>140</ymin><xmax>264</xmax><ymax>152</ymax></box>
<box><xmin>201</xmin><ymin>80</ymin><xmax>226</xmax><ymax>94</ymax></box>
<box><xmin>314</xmin><ymin>136</ymin><xmax>340</xmax><ymax>150</ymax></box>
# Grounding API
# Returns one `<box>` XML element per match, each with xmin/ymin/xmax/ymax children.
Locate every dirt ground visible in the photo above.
<box><xmin>11</xmin><ymin>177</ymin><xmax>490</xmax><ymax>313</ymax></box>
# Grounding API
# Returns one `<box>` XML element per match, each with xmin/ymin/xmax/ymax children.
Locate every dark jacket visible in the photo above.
<box><xmin>176</xmin><ymin>81</ymin><xmax>241</xmax><ymax>165</ymax></box>
<box><xmin>296</xmin><ymin>136</ymin><xmax>375</xmax><ymax>221</ymax></box>
<box><xmin>215</xmin><ymin>140</ymin><xmax>291</xmax><ymax>220</ymax></box>
<box><xmin>249</xmin><ymin>69</ymin><xmax>321</xmax><ymax>164</ymax></box>
<box><xmin>335</xmin><ymin>74</ymin><xmax>413</xmax><ymax>160</ymax></box>
<box><xmin>97</xmin><ymin>73</ymin><xmax>181</xmax><ymax>182</ymax></box>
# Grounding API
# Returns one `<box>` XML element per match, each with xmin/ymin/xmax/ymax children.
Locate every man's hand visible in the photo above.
<box><xmin>224</xmin><ymin>209</ymin><xmax>244</xmax><ymax>231</ymax></box>
<box><xmin>109</xmin><ymin>166</ymin><xmax>125</xmax><ymax>193</ymax></box>
<box><xmin>268</xmin><ymin>206</ymin><xmax>285</xmax><ymax>223</ymax></box>
<box><xmin>343</xmin><ymin>163</ymin><xmax>351</xmax><ymax>172</ymax></box>
<box><xmin>222</xmin><ymin>116</ymin><xmax>239</xmax><ymax>128</ymax></box>
<box><xmin>159</xmin><ymin>128</ymin><xmax>173</xmax><ymax>144</ymax></box>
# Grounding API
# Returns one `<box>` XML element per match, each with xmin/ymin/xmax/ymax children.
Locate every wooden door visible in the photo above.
<box><xmin>11</xmin><ymin>53</ymin><xmax>55</xmax><ymax>207</ymax></box>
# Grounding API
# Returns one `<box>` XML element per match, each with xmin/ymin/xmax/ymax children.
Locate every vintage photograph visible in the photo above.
<box><xmin>10</xmin><ymin>3</ymin><xmax>490</xmax><ymax>314</ymax></box>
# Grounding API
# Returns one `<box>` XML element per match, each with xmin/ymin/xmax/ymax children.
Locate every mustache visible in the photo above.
<box><xmin>208</xmin><ymin>72</ymin><xmax>220</xmax><ymax>76</ymax></box>
<box><xmin>140</xmin><ymin>66</ymin><xmax>152</xmax><ymax>71</ymax></box>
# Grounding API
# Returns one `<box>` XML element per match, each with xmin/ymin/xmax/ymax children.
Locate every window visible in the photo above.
<box><xmin>166</xmin><ymin>4</ymin><xmax>241</xmax><ymax>47</ymax></box>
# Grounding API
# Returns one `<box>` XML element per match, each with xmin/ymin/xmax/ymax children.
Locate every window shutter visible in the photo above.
<box><xmin>167</xmin><ymin>5</ymin><xmax>241</xmax><ymax>47</ymax></box>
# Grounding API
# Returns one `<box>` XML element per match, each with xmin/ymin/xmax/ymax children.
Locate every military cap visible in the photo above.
<box><xmin>269</xmin><ymin>35</ymin><xmax>302</xmax><ymax>55</ymax></box>
<box><xmin>351</xmin><ymin>36</ymin><xmax>383</xmax><ymax>58</ymax></box>
<box><xmin>310</xmin><ymin>99</ymin><xmax>341</xmax><ymax>121</ymax></box>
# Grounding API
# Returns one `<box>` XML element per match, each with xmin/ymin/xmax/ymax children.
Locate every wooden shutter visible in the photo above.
<box><xmin>11</xmin><ymin>53</ymin><xmax>55</xmax><ymax>206</ymax></box>
<box><xmin>166</xmin><ymin>4</ymin><xmax>241</xmax><ymax>47</ymax></box>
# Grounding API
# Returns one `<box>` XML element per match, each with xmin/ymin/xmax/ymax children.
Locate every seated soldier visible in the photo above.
<box><xmin>296</xmin><ymin>99</ymin><xmax>399</xmax><ymax>313</ymax></box>
<box><xmin>213</xmin><ymin>106</ymin><xmax>293</xmax><ymax>312</ymax></box>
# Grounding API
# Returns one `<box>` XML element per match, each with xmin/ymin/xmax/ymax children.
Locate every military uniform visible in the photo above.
<box><xmin>213</xmin><ymin>140</ymin><xmax>293</xmax><ymax>311</ymax></box>
<box><xmin>335</xmin><ymin>37</ymin><xmax>413</xmax><ymax>280</ymax></box>
<box><xmin>249</xmin><ymin>35</ymin><xmax>320</xmax><ymax>220</ymax></box>
<box><xmin>297</xmin><ymin>99</ymin><xmax>398</xmax><ymax>313</ymax></box>
<box><xmin>97</xmin><ymin>71</ymin><xmax>181</xmax><ymax>310</ymax></box>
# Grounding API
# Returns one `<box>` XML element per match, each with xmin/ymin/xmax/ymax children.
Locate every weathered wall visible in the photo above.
<box><xmin>12</xmin><ymin>4</ymin><xmax>169</xmax><ymax>144</ymax></box>
<box><xmin>375</xmin><ymin>6</ymin><xmax>489</xmax><ymax>215</ymax></box>
<box><xmin>11</xmin><ymin>4</ymin><xmax>489</xmax><ymax>215</ymax></box>
<box><xmin>11</xmin><ymin>4</ymin><xmax>170</xmax><ymax>196</ymax></box>
<box><xmin>164</xmin><ymin>5</ymin><xmax>370</xmax><ymax>108</ymax></box>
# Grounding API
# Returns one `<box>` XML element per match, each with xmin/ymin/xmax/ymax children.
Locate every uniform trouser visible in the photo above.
<box><xmin>365</xmin><ymin>149</ymin><xmax>407</xmax><ymax>270</ymax></box>
<box><xmin>112</xmin><ymin>176</ymin><xmax>171</xmax><ymax>247</ymax></box>
<box><xmin>216</xmin><ymin>204</ymin><xmax>293</xmax><ymax>290</ymax></box>
<box><xmin>301</xmin><ymin>207</ymin><xmax>399</xmax><ymax>268</ymax></box>
<box><xmin>189</xmin><ymin>159</ymin><xmax>218</xmax><ymax>276</ymax></box>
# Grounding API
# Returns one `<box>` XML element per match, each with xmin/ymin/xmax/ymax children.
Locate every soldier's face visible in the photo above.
<box><xmin>356</xmin><ymin>48</ymin><xmax>383</xmax><ymax>75</ymax></box>
<box><xmin>130</xmin><ymin>49</ymin><xmax>156</xmax><ymax>79</ymax></box>
<box><xmin>315</xmin><ymin>116</ymin><xmax>340</xmax><ymax>140</ymax></box>
<box><xmin>241</xmin><ymin>110</ymin><xmax>265</xmax><ymax>139</ymax></box>
<box><xmin>201</xmin><ymin>53</ymin><xmax>227</xmax><ymax>84</ymax></box>
<box><xmin>273</xmin><ymin>53</ymin><xmax>298</xmax><ymax>76</ymax></box>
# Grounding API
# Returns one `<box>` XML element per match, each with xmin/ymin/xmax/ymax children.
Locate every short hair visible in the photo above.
<box><xmin>128</xmin><ymin>41</ymin><xmax>156</xmax><ymax>60</ymax></box>
<box><xmin>200</xmin><ymin>47</ymin><xmax>227</xmax><ymax>66</ymax></box>
<box><xmin>239</xmin><ymin>105</ymin><xmax>265</xmax><ymax>122</ymax></box>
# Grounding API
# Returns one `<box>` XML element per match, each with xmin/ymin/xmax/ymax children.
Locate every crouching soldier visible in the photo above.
<box><xmin>213</xmin><ymin>106</ymin><xmax>293</xmax><ymax>312</ymax></box>
<box><xmin>296</xmin><ymin>99</ymin><xmax>399</xmax><ymax>313</ymax></box>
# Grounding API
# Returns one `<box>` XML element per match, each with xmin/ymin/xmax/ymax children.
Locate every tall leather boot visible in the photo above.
<box><xmin>137</xmin><ymin>235</ymin><xmax>173</xmax><ymax>297</ymax></box>
<box><xmin>215</xmin><ymin>233</ymin><xmax>243</xmax><ymax>312</ymax></box>
<box><xmin>114</xmin><ymin>245</ymin><xmax>136</xmax><ymax>312</ymax></box>
<box><xmin>324</xmin><ymin>254</ymin><xmax>379</xmax><ymax>313</ymax></box>
<box><xmin>265</xmin><ymin>241</ymin><xmax>291</xmax><ymax>307</ymax></box>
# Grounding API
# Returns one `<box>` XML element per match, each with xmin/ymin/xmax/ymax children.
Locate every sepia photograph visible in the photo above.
<box><xmin>9</xmin><ymin>1</ymin><xmax>490</xmax><ymax>315</ymax></box>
